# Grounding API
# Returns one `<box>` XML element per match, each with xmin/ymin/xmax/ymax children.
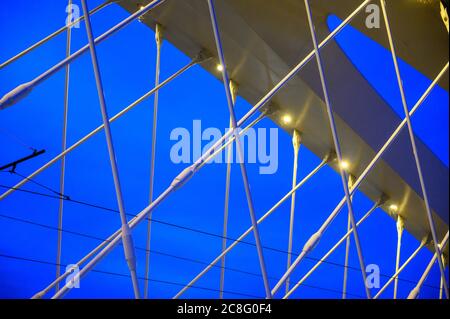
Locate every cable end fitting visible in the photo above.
<box><xmin>0</xmin><ymin>81</ymin><xmax>34</xmax><ymax>110</ymax></box>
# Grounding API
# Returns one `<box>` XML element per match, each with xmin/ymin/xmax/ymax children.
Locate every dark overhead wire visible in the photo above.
<box><xmin>0</xmin><ymin>128</ymin><xmax>36</xmax><ymax>152</ymax></box>
<box><xmin>0</xmin><ymin>253</ymin><xmax>262</xmax><ymax>299</ymax></box>
<box><xmin>0</xmin><ymin>212</ymin><xmax>270</xmax><ymax>281</ymax></box>
<box><xmin>7</xmin><ymin>170</ymin><xmax>68</xmax><ymax>199</ymax></box>
<box><xmin>0</xmin><ymin>183</ymin><xmax>441</xmax><ymax>292</ymax></box>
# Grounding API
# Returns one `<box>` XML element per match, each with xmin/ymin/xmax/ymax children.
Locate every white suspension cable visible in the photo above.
<box><xmin>47</xmin><ymin>2</ymin><xmax>448</xmax><ymax>299</ymax></box>
<box><xmin>0</xmin><ymin>56</ymin><xmax>203</xmax><ymax>201</ymax></box>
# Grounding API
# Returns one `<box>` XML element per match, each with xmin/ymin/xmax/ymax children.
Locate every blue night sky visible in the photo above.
<box><xmin>0</xmin><ymin>1</ymin><xmax>448</xmax><ymax>299</ymax></box>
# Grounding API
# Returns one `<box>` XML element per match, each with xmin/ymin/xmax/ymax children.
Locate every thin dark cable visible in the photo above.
<box><xmin>0</xmin><ymin>183</ymin><xmax>442</xmax><ymax>291</ymax></box>
<box><xmin>0</xmin><ymin>183</ymin><xmax>354</xmax><ymax>265</ymax></box>
<box><xmin>0</xmin><ymin>212</ymin><xmax>366</xmax><ymax>298</ymax></box>
<box><xmin>0</xmin><ymin>212</ymin><xmax>266</xmax><ymax>280</ymax></box>
<box><xmin>0</xmin><ymin>253</ymin><xmax>262</xmax><ymax>299</ymax></box>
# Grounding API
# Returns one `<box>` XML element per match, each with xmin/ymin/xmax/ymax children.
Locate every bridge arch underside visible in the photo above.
<box><xmin>118</xmin><ymin>0</ymin><xmax>449</xmax><ymax>259</ymax></box>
